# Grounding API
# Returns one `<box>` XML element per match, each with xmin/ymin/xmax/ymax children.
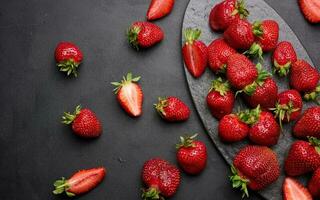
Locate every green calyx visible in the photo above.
<box><xmin>232</xmin><ymin>0</ymin><xmax>250</xmax><ymax>19</ymax></box>
<box><xmin>273</xmin><ymin>60</ymin><xmax>291</xmax><ymax>77</ymax></box>
<box><xmin>230</xmin><ymin>165</ymin><xmax>249</xmax><ymax>198</ymax></box>
<box><xmin>142</xmin><ymin>187</ymin><xmax>163</xmax><ymax>200</ymax></box>
<box><xmin>238</xmin><ymin>105</ymin><xmax>261</xmax><ymax>125</ymax></box>
<box><xmin>61</xmin><ymin>105</ymin><xmax>81</xmax><ymax>125</ymax></box>
<box><xmin>176</xmin><ymin>134</ymin><xmax>198</xmax><ymax>149</ymax></box>
<box><xmin>154</xmin><ymin>97</ymin><xmax>168</xmax><ymax>117</ymax></box>
<box><xmin>57</xmin><ymin>59</ymin><xmax>80</xmax><ymax>77</ymax></box>
<box><xmin>52</xmin><ymin>177</ymin><xmax>75</xmax><ymax>197</ymax></box>
<box><xmin>304</xmin><ymin>85</ymin><xmax>320</xmax><ymax>105</ymax></box>
<box><xmin>308</xmin><ymin>137</ymin><xmax>320</xmax><ymax>154</ymax></box>
<box><xmin>127</xmin><ymin>25</ymin><xmax>141</xmax><ymax>50</ymax></box>
<box><xmin>111</xmin><ymin>72</ymin><xmax>141</xmax><ymax>94</ymax></box>
<box><xmin>243</xmin><ymin>43</ymin><xmax>264</xmax><ymax>62</ymax></box>
<box><xmin>209</xmin><ymin>77</ymin><xmax>230</xmax><ymax>96</ymax></box>
<box><xmin>270</xmin><ymin>101</ymin><xmax>299</xmax><ymax>129</ymax></box>
<box><xmin>252</xmin><ymin>21</ymin><xmax>263</xmax><ymax>37</ymax></box>
<box><xmin>184</xmin><ymin>28</ymin><xmax>201</xmax><ymax>45</ymax></box>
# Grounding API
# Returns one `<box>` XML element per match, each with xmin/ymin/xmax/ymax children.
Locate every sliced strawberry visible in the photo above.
<box><xmin>146</xmin><ymin>0</ymin><xmax>175</xmax><ymax>21</ymax></box>
<box><xmin>283</xmin><ymin>177</ymin><xmax>312</xmax><ymax>200</ymax></box>
<box><xmin>299</xmin><ymin>0</ymin><xmax>320</xmax><ymax>23</ymax></box>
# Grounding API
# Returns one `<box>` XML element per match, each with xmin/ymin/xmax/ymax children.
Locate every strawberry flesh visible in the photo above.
<box><xmin>147</xmin><ymin>0</ymin><xmax>175</xmax><ymax>21</ymax></box>
<box><xmin>283</xmin><ymin>177</ymin><xmax>312</xmax><ymax>200</ymax></box>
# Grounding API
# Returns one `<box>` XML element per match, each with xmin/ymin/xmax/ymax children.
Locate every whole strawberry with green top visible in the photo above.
<box><xmin>176</xmin><ymin>134</ymin><xmax>207</xmax><ymax>175</ymax></box>
<box><xmin>154</xmin><ymin>96</ymin><xmax>190</xmax><ymax>122</ymax></box>
<box><xmin>62</xmin><ymin>105</ymin><xmax>102</xmax><ymax>138</ymax></box>
<box><xmin>55</xmin><ymin>42</ymin><xmax>83</xmax><ymax>77</ymax></box>
<box><xmin>206</xmin><ymin>78</ymin><xmax>235</xmax><ymax>119</ymax></box>
<box><xmin>272</xmin><ymin>41</ymin><xmax>297</xmax><ymax>77</ymax></box>
<box><xmin>293</xmin><ymin>106</ymin><xmax>320</xmax><ymax>139</ymax></box>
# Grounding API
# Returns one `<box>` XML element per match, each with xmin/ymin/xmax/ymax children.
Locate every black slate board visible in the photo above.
<box><xmin>182</xmin><ymin>0</ymin><xmax>319</xmax><ymax>199</ymax></box>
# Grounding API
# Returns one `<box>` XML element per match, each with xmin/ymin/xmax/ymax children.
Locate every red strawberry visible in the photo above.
<box><xmin>182</xmin><ymin>28</ymin><xmax>208</xmax><ymax>78</ymax></box>
<box><xmin>146</xmin><ymin>0</ymin><xmax>175</xmax><ymax>21</ymax></box>
<box><xmin>154</xmin><ymin>96</ymin><xmax>190</xmax><ymax>122</ymax></box>
<box><xmin>254</xmin><ymin>20</ymin><xmax>279</xmax><ymax>52</ymax></box>
<box><xmin>55</xmin><ymin>42</ymin><xmax>83</xmax><ymax>77</ymax></box>
<box><xmin>176</xmin><ymin>134</ymin><xmax>207</xmax><ymax>174</ymax></box>
<box><xmin>283</xmin><ymin>177</ymin><xmax>312</xmax><ymax>200</ymax></box>
<box><xmin>226</xmin><ymin>53</ymin><xmax>258</xmax><ymax>90</ymax></box>
<box><xmin>218</xmin><ymin>114</ymin><xmax>249</xmax><ymax>142</ymax></box>
<box><xmin>111</xmin><ymin>73</ymin><xmax>143</xmax><ymax>117</ymax></box>
<box><xmin>224</xmin><ymin>19</ymin><xmax>255</xmax><ymax>50</ymax></box>
<box><xmin>141</xmin><ymin>158</ymin><xmax>180</xmax><ymax>199</ymax></box>
<box><xmin>308</xmin><ymin>167</ymin><xmax>320</xmax><ymax>198</ymax></box>
<box><xmin>290</xmin><ymin>60</ymin><xmax>320</xmax><ymax>97</ymax></box>
<box><xmin>298</xmin><ymin>0</ymin><xmax>320</xmax><ymax>23</ymax></box>
<box><xmin>209</xmin><ymin>0</ymin><xmax>249</xmax><ymax>31</ymax></box>
<box><xmin>62</xmin><ymin>105</ymin><xmax>102</xmax><ymax>138</ymax></box>
<box><xmin>53</xmin><ymin>167</ymin><xmax>106</xmax><ymax>197</ymax></box>
<box><xmin>206</xmin><ymin>78</ymin><xmax>235</xmax><ymax>119</ymax></box>
<box><xmin>272</xmin><ymin>41</ymin><xmax>297</xmax><ymax>77</ymax></box>
<box><xmin>271</xmin><ymin>90</ymin><xmax>302</xmax><ymax>128</ymax></box>
<box><xmin>284</xmin><ymin>137</ymin><xmax>320</xmax><ymax>176</ymax></box>
<box><xmin>127</xmin><ymin>21</ymin><xmax>164</xmax><ymax>50</ymax></box>
<box><xmin>293</xmin><ymin>106</ymin><xmax>320</xmax><ymax>139</ymax></box>
<box><xmin>230</xmin><ymin>145</ymin><xmax>280</xmax><ymax>197</ymax></box>
<box><xmin>207</xmin><ymin>38</ymin><xmax>237</xmax><ymax>73</ymax></box>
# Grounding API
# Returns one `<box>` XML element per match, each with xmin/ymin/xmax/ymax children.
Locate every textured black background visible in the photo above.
<box><xmin>0</xmin><ymin>0</ymin><xmax>319</xmax><ymax>200</ymax></box>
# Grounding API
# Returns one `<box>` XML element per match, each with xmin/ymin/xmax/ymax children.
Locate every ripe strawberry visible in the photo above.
<box><xmin>209</xmin><ymin>0</ymin><xmax>249</xmax><ymax>31</ymax></box>
<box><xmin>55</xmin><ymin>42</ymin><xmax>83</xmax><ymax>77</ymax></box>
<box><xmin>230</xmin><ymin>145</ymin><xmax>280</xmax><ymax>197</ymax></box>
<box><xmin>298</xmin><ymin>0</ymin><xmax>320</xmax><ymax>23</ymax></box>
<box><xmin>290</xmin><ymin>60</ymin><xmax>320</xmax><ymax>96</ymax></box>
<box><xmin>283</xmin><ymin>177</ymin><xmax>312</xmax><ymax>200</ymax></box>
<box><xmin>62</xmin><ymin>105</ymin><xmax>102</xmax><ymax>138</ymax></box>
<box><xmin>272</xmin><ymin>41</ymin><xmax>297</xmax><ymax>77</ymax></box>
<box><xmin>111</xmin><ymin>73</ymin><xmax>143</xmax><ymax>117</ymax></box>
<box><xmin>182</xmin><ymin>28</ymin><xmax>208</xmax><ymax>78</ymax></box>
<box><xmin>176</xmin><ymin>134</ymin><xmax>207</xmax><ymax>174</ymax></box>
<box><xmin>226</xmin><ymin>53</ymin><xmax>258</xmax><ymax>90</ymax></box>
<box><xmin>308</xmin><ymin>167</ymin><xmax>320</xmax><ymax>198</ymax></box>
<box><xmin>207</xmin><ymin>38</ymin><xmax>236</xmax><ymax>73</ymax></box>
<box><xmin>271</xmin><ymin>90</ymin><xmax>302</xmax><ymax>128</ymax></box>
<box><xmin>284</xmin><ymin>137</ymin><xmax>320</xmax><ymax>176</ymax></box>
<box><xmin>206</xmin><ymin>78</ymin><xmax>235</xmax><ymax>119</ymax></box>
<box><xmin>53</xmin><ymin>167</ymin><xmax>106</xmax><ymax>197</ymax></box>
<box><xmin>218</xmin><ymin>114</ymin><xmax>249</xmax><ymax>142</ymax></box>
<box><xmin>224</xmin><ymin>19</ymin><xmax>255</xmax><ymax>50</ymax></box>
<box><xmin>146</xmin><ymin>0</ymin><xmax>175</xmax><ymax>21</ymax></box>
<box><xmin>127</xmin><ymin>21</ymin><xmax>164</xmax><ymax>50</ymax></box>
<box><xmin>154</xmin><ymin>96</ymin><xmax>190</xmax><ymax>122</ymax></box>
<box><xmin>293</xmin><ymin>106</ymin><xmax>320</xmax><ymax>139</ymax></box>
<box><xmin>141</xmin><ymin>158</ymin><xmax>180</xmax><ymax>199</ymax></box>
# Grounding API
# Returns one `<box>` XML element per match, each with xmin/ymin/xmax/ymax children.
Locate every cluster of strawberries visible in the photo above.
<box><xmin>181</xmin><ymin>0</ymin><xmax>320</xmax><ymax>199</ymax></box>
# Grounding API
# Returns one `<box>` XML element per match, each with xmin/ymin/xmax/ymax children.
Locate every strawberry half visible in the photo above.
<box><xmin>53</xmin><ymin>167</ymin><xmax>106</xmax><ymax>197</ymax></box>
<box><xmin>299</xmin><ymin>0</ymin><xmax>320</xmax><ymax>23</ymax></box>
<box><xmin>146</xmin><ymin>0</ymin><xmax>175</xmax><ymax>21</ymax></box>
<box><xmin>283</xmin><ymin>177</ymin><xmax>312</xmax><ymax>200</ymax></box>
<box><xmin>154</xmin><ymin>96</ymin><xmax>190</xmax><ymax>122</ymax></box>
<box><xmin>111</xmin><ymin>73</ymin><xmax>143</xmax><ymax>117</ymax></box>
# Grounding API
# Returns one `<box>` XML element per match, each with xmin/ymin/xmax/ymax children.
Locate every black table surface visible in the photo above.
<box><xmin>0</xmin><ymin>0</ymin><xmax>319</xmax><ymax>199</ymax></box>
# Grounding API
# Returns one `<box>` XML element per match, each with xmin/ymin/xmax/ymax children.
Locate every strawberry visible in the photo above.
<box><xmin>127</xmin><ymin>21</ymin><xmax>164</xmax><ymax>50</ymax></box>
<box><xmin>283</xmin><ymin>177</ymin><xmax>312</xmax><ymax>200</ymax></box>
<box><xmin>272</xmin><ymin>41</ymin><xmax>297</xmax><ymax>77</ymax></box>
<box><xmin>154</xmin><ymin>96</ymin><xmax>190</xmax><ymax>122</ymax></box>
<box><xmin>293</xmin><ymin>106</ymin><xmax>320</xmax><ymax>139</ymax></box>
<box><xmin>55</xmin><ymin>42</ymin><xmax>83</xmax><ymax>77</ymax></box>
<box><xmin>146</xmin><ymin>0</ymin><xmax>175</xmax><ymax>21</ymax></box>
<box><xmin>230</xmin><ymin>145</ymin><xmax>280</xmax><ymax>197</ymax></box>
<box><xmin>284</xmin><ymin>137</ymin><xmax>320</xmax><ymax>176</ymax></box>
<box><xmin>218</xmin><ymin>114</ymin><xmax>249</xmax><ymax>142</ymax></box>
<box><xmin>308</xmin><ymin>167</ymin><xmax>320</xmax><ymax>198</ymax></box>
<box><xmin>207</xmin><ymin>38</ymin><xmax>237</xmax><ymax>73</ymax></box>
<box><xmin>182</xmin><ymin>28</ymin><xmax>208</xmax><ymax>78</ymax></box>
<box><xmin>206</xmin><ymin>78</ymin><xmax>235</xmax><ymax>119</ymax></box>
<box><xmin>209</xmin><ymin>0</ymin><xmax>249</xmax><ymax>32</ymax></box>
<box><xmin>141</xmin><ymin>158</ymin><xmax>180</xmax><ymax>199</ymax></box>
<box><xmin>176</xmin><ymin>134</ymin><xmax>207</xmax><ymax>175</ymax></box>
<box><xmin>226</xmin><ymin>53</ymin><xmax>258</xmax><ymax>90</ymax></box>
<box><xmin>53</xmin><ymin>167</ymin><xmax>106</xmax><ymax>197</ymax></box>
<box><xmin>270</xmin><ymin>90</ymin><xmax>302</xmax><ymax>128</ymax></box>
<box><xmin>111</xmin><ymin>73</ymin><xmax>143</xmax><ymax>117</ymax></box>
<box><xmin>62</xmin><ymin>105</ymin><xmax>102</xmax><ymax>138</ymax></box>
<box><xmin>298</xmin><ymin>0</ymin><xmax>320</xmax><ymax>23</ymax></box>
<box><xmin>224</xmin><ymin>19</ymin><xmax>255</xmax><ymax>50</ymax></box>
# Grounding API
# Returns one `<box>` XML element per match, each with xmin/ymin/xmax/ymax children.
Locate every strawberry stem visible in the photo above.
<box><xmin>127</xmin><ymin>25</ymin><xmax>141</xmax><ymax>50</ymax></box>
<box><xmin>243</xmin><ymin>43</ymin><xmax>264</xmax><ymax>61</ymax></box>
<box><xmin>252</xmin><ymin>21</ymin><xmax>263</xmax><ymax>37</ymax></box>
<box><xmin>52</xmin><ymin>177</ymin><xmax>75</xmax><ymax>197</ymax></box>
<box><xmin>230</xmin><ymin>165</ymin><xmax>249</xmax><ymax>198</ymax></box>
<box><xmin>183</xmin><ymin>28</ymin><xmax>201</xmax><ymax>45</ymax></box>
<box><xmin>154</xmin><ymin>97</ymin><xmax>168</xmax><ymax>117</ymax></box>
<box><xmin>142</xmin><ymin>187</ymin><xmax>162</xmax><ymax>200</ymax></box>
<box><xmin>238</xmin><ymin>105</ymin><xmax>261</xmax><ymax>125</ymax></box>
<box><xmin>308</xmin><ymin>137</ymin><xmax>320</xmax><ymax>154</ymax></box>
<box><xmin>304</xmin><ymin>85</ymin><xmax>320</xmax><ymax>104</ymax></box>
<box><xmin>270</xmin><ymin>101</ymin><xmax>299</xmax><ymax>129</ymax></box>
<box><xmin>57</xmin><ymin>59</ymin><xmax>80</xmax><ymax>77</ymax></box>
<box><xmin>273</xmin><ymin>60</ymin><xmax>291</xmax><ymax>77</ymax></box>
<box><xmin>111</xmin><ymin>72</ymin><xmax>141</xmax><ymax>94</ymax></box>
<box><xmin>61</xmin><ymin>105</ymin><xmax>81</xmax><ymax>125</ymax></box>
<box><xmin>233</xmin><ymin>0</ymin><xmax>249</xmax><ymax>19</ymax></box>
<box><xmin>176</xmin><ymin>134</ymin><xmax>198</xmax><ymax>149</ymax></box>
<box><xmin>209</xmin><ymin>78</ymin><xmax>230</xmax><ymax>96</ymax></box>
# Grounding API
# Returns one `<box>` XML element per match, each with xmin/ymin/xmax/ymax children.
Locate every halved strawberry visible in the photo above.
<box><xmin>299</xmin><ymin>0</ymin><xmax>320</xmax><ymax>23</ymax></box>
<box><xmin>146</xmin><ymin>0</ymin><xmax>175</xmax><ymax>21</ymax></box>
<box><xmin>111</xmin><ymin>73</ymin><xmax>143</xmax><ymax>117</ymax></box>
<box><xmin>283</xmin><ymin>177</ymin><xmax>312</xmax><ymax>200</ymax></box>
